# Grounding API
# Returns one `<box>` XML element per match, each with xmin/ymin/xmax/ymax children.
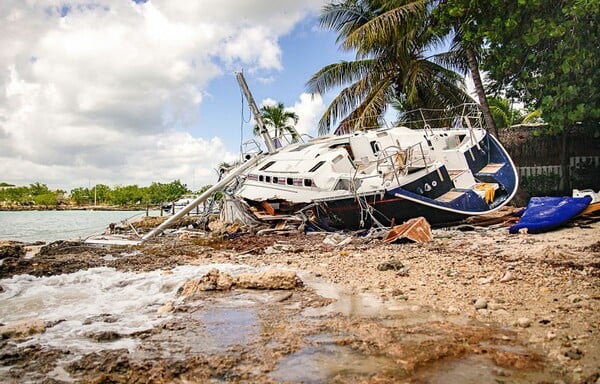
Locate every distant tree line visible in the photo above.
<box><xmin>0</xmin><ymin>182</ymin><xmax>64</xmax><ymax>206</ymax></box>
<box><xmin>0</xmin><ymin>180</ymin><xmax>191</xmax><ymax>207</ymax></box>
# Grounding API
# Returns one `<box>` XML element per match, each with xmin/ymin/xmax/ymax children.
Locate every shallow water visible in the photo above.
<box><xmin>0</xmin><ymin>264</ymin><xmax>253</xmax><ymax>354</ymax></box>
<box><xmin>1</xmin><ymin>263</ymin><xmax>558</xmax><ymax>383</ymax></box>
<box><xmin>0</xmin><ymin>210</ymin><xmax>149</xmax><ymax>242</ymax></box>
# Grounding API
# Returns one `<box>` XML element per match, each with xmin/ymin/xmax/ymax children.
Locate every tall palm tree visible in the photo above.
<box><xmin>307</xmin><ymin>0</ymin><xmax>473</xmax><ymax>135</ymax></box>
<box><xmin>431</xmin><ymin>10</ymin><xmax>500</xmax><ymax>139</ymax></box>
<box><xmin>253</xmin><ymin>102</ymin><xmax>300</xmax><ymax>145</ymax></box>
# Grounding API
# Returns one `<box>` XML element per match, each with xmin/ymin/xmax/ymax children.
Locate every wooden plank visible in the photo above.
<box><xmin>479</xmin><ymin>163</ymin><xmax>504</xmax><ymax>174</ymax></box>
<box><xmin>436</xmin><ymin>190</ymin><xmax>465</xmax><ymax>203</ymax></box>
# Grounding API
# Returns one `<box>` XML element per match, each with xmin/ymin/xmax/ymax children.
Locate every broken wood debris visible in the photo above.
<box><xmin>383</xmin><ymin>217</ymin><xmax>433</xmax><ymax>244</ymax></box>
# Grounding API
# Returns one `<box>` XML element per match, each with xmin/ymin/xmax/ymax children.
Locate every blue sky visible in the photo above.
<box><xmin>198</xmin><ymin>19</ymin><xmax>351</xmax><ymax>155</ymax></box>
<box><xmin>0</xmin><ymin>0</ymin><xmax>351</xmax><ymax>191</ymax></box>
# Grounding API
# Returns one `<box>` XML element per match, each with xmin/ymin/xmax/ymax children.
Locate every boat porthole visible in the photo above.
<box><xmin>432</xmin><ymin>181</ymin><xmax>437</xmax><ymax>187</ymax></box>
<box><xmin>424</xmin><ymin>183</ymin><xmax>432</xmax><ymax>192</ymax></box>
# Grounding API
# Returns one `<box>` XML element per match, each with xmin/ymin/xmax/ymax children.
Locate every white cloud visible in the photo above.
<box><xmin>0</xmin><ymin>0</ymin><xmax>325</xmax><ymax>191</ymax></box>
<box><xmin>290</xmin><ymin>93</ymin><xmax>325</xmax><ymax>137</ymax></box>
<box><xmin>256</xmin><ymin>94</ymin><xmax>325</xmax><ymax>139</ymax></box>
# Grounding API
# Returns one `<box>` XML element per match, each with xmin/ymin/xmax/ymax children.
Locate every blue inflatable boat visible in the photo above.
<box><xmin>509</xmin><ymin>196</ymin><xmax>593</xmax><ymax>234</ymax></box>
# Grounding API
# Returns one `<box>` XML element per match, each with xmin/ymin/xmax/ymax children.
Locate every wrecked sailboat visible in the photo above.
<box><xmin>86</xmin><ymin>76</ymin><xmax>519</xmax><ymax>245</ymax></box>
<box><xmin>230</xmin><ymin>102</ymin><xmax>519</xmax><ymax>230</ymax></box>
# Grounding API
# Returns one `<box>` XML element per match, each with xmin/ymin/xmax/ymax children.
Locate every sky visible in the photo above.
<box><xmin>0</xmin><ymin>0</ymin><xmax>351</xmax><ymax>192</ymax></box>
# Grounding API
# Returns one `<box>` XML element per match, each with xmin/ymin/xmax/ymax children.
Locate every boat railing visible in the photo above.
<box><xmin>241</xmin><ymin>139</ymin><xmax>263</xmax><ymax>160</ymax></box>
<box><xmin>272</xmin><ymin>130</ymin><xmax>305</xmax><ymax>148</ymax></box>
<box><xmin>373</xmin><ymin>142</ymin><xmax>430</xmax><ymax>185</ymax></box>
<box><xmin>400</xmin><ymin>103</ymin><xmax>486</xmax><ymax>131</ymax></box>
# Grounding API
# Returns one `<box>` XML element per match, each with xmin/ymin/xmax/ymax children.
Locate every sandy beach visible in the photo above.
<box><xmin>1</xmin><ymin>211</ymin><xmax>598</xmax><ymax>383</ymax></box>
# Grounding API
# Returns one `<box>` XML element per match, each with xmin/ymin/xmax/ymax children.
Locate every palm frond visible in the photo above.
<box><xmin>342</xmin><ymin>0</ymin><xmax>429</xmax><ymax>53</ymax></box>
<box><xmin>306</xmin><ymin>59</ymin><xmax>374</xmax><ymax>95</ymax></box>
<box><xmin>319</xmin><ymin>0</ymin><xmax>376</xmax><ymax>46</ymax></box>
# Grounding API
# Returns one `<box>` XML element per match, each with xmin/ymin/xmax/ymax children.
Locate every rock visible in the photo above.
<box><xmin>157</xmin><ymin>301</ymin><xmax>174</xmax><ymax>315</ymax></box>
<box><xmin>85</xmin><ymin>330</ymin><xmax>122</xmax><ymax>342</ymax></box>
<box><xmin>180</xmin><ymin>268</ymin><xmax>235</xmax><ymax>295</ymax></box>
<box><xmin>0</xmin><ymin>244</ymin><xmax>25</xmax><ymax>259</ymax></box>
<box><xmin>474</xmin><ymin>298</ymin><xmax>488</xmax><ymax>310</ymax></box>
<box><xmin>377</xmin><ymin>259</ymin><xmax>405</xmax><ymax>271</ymax></box>
<box><xmin>82</xmin><ymin>314</ymin><xmax>119</xmax><ymax>325</ymax></box>
<box><xmin>517</xmin><ymin>317</ymin><xmax>532</xmax><ymax>328</ymax></box>
<box><xmin>478</xmin><ymin>276</ymin><xmax>494</xmax><ymax>285</ymax></box>
<box><xmin>236</xmin><ymin>269</ymin><xmax>303</xmax><ymax>290</ymax></box>
<box><xmin>546</xmin><ymin>331</ymin><xmax>557</xmax><ymax>340</ymax></box>
<box><xmin>565</xmin><ymin>348</ymin><xmax>583</xmax><ymax>360</ymax></box>
<box><xmin>500</xmin><ymin>271</ymin><xmax>515</xmax><ymax>282</ymax></box>
<box><xmin>0</xmin><ymin>318</ymin><xmax>46</xmax><ymax>339</ymax></box>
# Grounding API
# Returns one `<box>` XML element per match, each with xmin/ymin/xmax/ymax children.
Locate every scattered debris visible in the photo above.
<box><xmin>322</xmin><ymin>233</ymin><xmax>353</xmax><ymax>247</ymax></box>
<box><xmin>383</xmin><ymin>217</ymin><xmax>433</xmax><ymax>244</ymax></box>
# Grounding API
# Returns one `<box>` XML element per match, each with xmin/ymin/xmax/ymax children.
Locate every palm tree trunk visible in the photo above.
<box><xmin>465</xmin><ymin>47</ymin><xmax>500</xmax><ymax>140</ymax></box>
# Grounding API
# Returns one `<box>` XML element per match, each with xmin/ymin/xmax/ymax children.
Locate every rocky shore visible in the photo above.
<box><xmin>0</xmin><ymin>212</ymin><xmax>598</xmax><ymax>383</ymax></box>
<box><xmin>0</xmin><ymin>204</ymin><xmax>155</xmax><ymax>211</ymax></box>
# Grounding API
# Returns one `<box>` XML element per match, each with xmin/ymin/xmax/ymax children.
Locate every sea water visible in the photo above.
<box><xmin>0</xmin><ymin>210</ymin><xmax>149</xmax><ymax>243</ymax></box>
<box><xmin>0</xmin><ymin>264</ymin><xmax>254</xmax><ymax>354</ymax></box>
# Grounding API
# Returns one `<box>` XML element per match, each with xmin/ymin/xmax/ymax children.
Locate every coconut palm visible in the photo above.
<box><xmin>307</xmin><ymin>0</ymin><xmax>473</xmax><ymax>135</ymax></box>
<box><xmin>430</xmin><ymin>8</ymin><xmax>500</xmax><ymax>139</ymax></box>
<box><xmin>253</xmin><ymin>102</ymin><xmax>300</xmax><ymax>145</ymax></box>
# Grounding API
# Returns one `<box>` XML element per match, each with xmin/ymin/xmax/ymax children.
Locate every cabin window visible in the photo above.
<box><xmin>258</xmin><ymin>175</ymin><xmax>264</xmax><ymax>182</ymax></box>
<box><xmin>334</xmin><ymin>179</ymin><xmax>352</xmax><ymax>191</ymax></box>
<box><xmin>286</xmin><ymin>178</ymin><xmax>294</xmax><ymax>185</ymax></box>
<box><xmin>309</xmin><ymin>161</ymin><xmax>325</xmax><ymax>172</ymax></box>
<box><xmin>265</xmin><ymin>176</ymin><xmax>271</xmax><ymax>183</ymax></box>
<box><xmin>304</xmin><ymin>179</ymin><xmax>313</xmax><ymax>187</ymax></box>
<box><xmin>370</xmin><ymin>141</ymin><xmax>381</xmax><ymax>154</ymax></box>
<box><xmin>259</xmin><ymin>161</ymin><xmax>275</xmax><ymax>171</ymax></box>
<box><xmin>332</xmin><ymin>154</ymin><xmax>344</xmax><ymax>164</ymax></box>
<box><xmin>272</xmin><ymin>177</ymin><xmax>278</xmax><ymax>184</ymax></box>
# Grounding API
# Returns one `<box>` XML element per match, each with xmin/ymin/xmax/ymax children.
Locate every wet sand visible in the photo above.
<box><xmin>0</xmin><ymin>214</ymin><xmax>599</xmax><ymax>383</ymax></box>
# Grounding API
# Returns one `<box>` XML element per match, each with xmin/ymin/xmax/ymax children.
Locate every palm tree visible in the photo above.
<box><xmin>307</xmin><ymin>0</ymin><xmax>473</xmax><ymax>135</ymax></box>
<box><xmin>430</xmin><ymin>4</ymin><xmax>500</xmax><ymax>139</ymax></box>
<box><xmin>253</xmin><ymin>102</ymin><xmax>300</xmax><ymax>145</ymax></box>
